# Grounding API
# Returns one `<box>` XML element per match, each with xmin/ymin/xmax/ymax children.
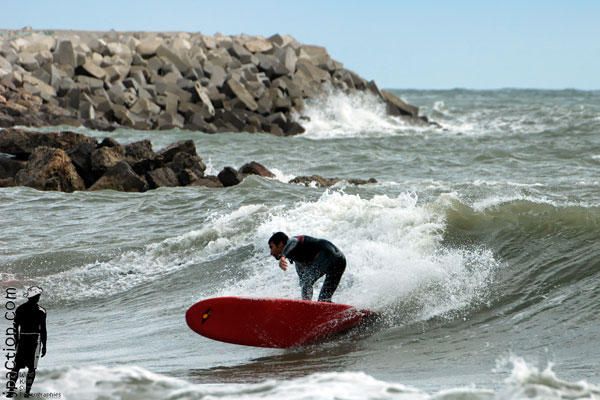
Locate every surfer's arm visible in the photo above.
<box><xmin>40</xmin><ymin>310</ymin><xmax>47</xmax><ymax>356</ymax></box>
<box><xmin>279</xmin><ymin>257</ymin><xmax>288</xmax><ymax>271</ymax></box>
<box><xmin>13</xmin><ymin>307</ymin><xmax>21</xmax><ymax>344</ymax></box>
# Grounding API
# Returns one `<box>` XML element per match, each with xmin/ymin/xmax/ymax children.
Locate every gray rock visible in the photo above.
<box><xmin>268</xmin><ymin>34</ymin><xmax>297</xmax><ymax>48</ymax></box>
<box><xmin>156</xmin><ymin>112</ymin><xmax>185</xmax><ymax>130</ymax></box>
<box><xmin>193</xmin><ymin>82</ymin><xmax>215</xmax><ymax>117</ymax></box>
<box><xmin>17</xmin><ymin>53</ymin><xmax>39</xmax><ymax>71</ymax></box>
<box><xmin>256</xmin><ymin>92</ymin><xmax>274</xmax><ymax>115</ymax></box>
<box><xmin>282</xmin><ymin>120</ymin><xmax>305</xmax><ymax>136</ymax></box>
<box><xmin>217</xmin><ymin>166</ymin><xmax>242</xmax><ymax>187</ymax></box>
<box><xmin>225</xmin><ymin>78</ymin><xmax>258</xmax><ymax>111</ymax></box>
<box><xmin>156</xmin><ymin>44</ymin><xmax>189</xmax><ymax>73</ymax></box>
<box><xmin>244</xmin><ymin>38</ymin><xmax>273</xmax><ymax>53</ymax></box>
<box><xmin>266</xmin><ymin>112</ymin><xmax>287</xmax><ymax>127</ymax></box>
<box><xmin>158</xmin><ymin>140</ymin><xmax>197</xmax><ymax>162</ymax></box>
<box><xmin>274</xmin><ymin>46</ymin><xmax>297</xmax><ymax>76</ymax></box>
<box><xmin>79</xmin><ymin>100</ymin><xmax>96</xmax><ymax>120</ymax></box>
<box><xmin>288</xmin><ymin>175</ymin><xmax>339</xmax><ymax>187</ymax></box>
<box><xmin>289</xmin><ymin>175</ymin><xmax>376</xmax><ymax>187</ymax></box>
<box><xmin>76</xmin><ymin>59</ymin><xmax>106</xmax><ymax>79</ymax></box>
<box><xmin>124</xmin><ymin>139</ymin><xmax>156</xmax><ymax>162</ymax></box>
<box><xmin>130</xmin><ymin>98</ymin><xmax>161</xmax><ymax>116</ymax></box>
<box><xmin>103</xmin><ymin>64</ymin><xmax>129</xmax><ymax>82</ymax></box>
<box><xmin>204</xmin><ymin>63</ymin><xmax>226</xmax><ymax>88</ymax></box>
<box><xmin>75</xmin><ymin>75</ymin><xmax>105</xmax><ymax>91</ymax></box>
<box><xmin>256</xmin><ymin>53</ymin><xmax>288</xmax><ymax>78</ymax></box>
<box><xmin>0</xmin><ymin>156</ymin><xmax>26</xmax><ymax>179</ymax></box>
<box><xmin>178</xmin><ymin>102</ymin><xmax>213</xmax><ymax>121</ymax></box>
<box><xmin>167</xmin><ymin>151</ymin><xmax>206</xmax><ymax>184</ymax></box>
<box><xmin>200</xmin><ymin>35</ymin><xmax>217</xmax><ymax>49</ymax></box>
<box><xmin>269</xmin><ymin>124</ymin><xmax>285</xmax><ymax>136</ymax></box>
<box><xmin>107</xmin><ymin>42</ymin><xmax>132</xmax><ymax>57</ymax></box>
<box><xmin>91</xmin><ymin>145</ymin><xmax>125</xmax><ymax>176</ymax></box>
<box><xmin>228</xmin><ymin>43</ymin><xmax>254</xmax><ymax>64</ymax></box>
<box><xmin>67</xmin><ymin>142</ymin><xmax>97</xmax><ymax>188</ymax></box>
<box><xmin>298</xmin><ymin>45</ymin><xmax>333</xmax><ymax>70</ymax></box>
<box><xmin>22</xmin><ymin>74</ymin><xmax>57</xmax><ymax>101</ymax></box>
<box><xmin>89</xmin><ymin>161</ymin><xmax>147</xmax><ymax>192</ymax></box>
<box><xmin>15</xmin><ymin>146</ymin><xmax>85</xmax><ymax>192</ymax></box>
<box><xmin>136</xmin><ymin>37</ymin><xmax>163</xmax><ymax>57</ymax></box>
<box><xmin>381</xmin><ymin>90</ymin><xmax>419</xmax><ymax>117</ymax></box>
<box><xmin>295</xmin><ymin>59</ymin><xmax>330</xmax><ymax>83</ymax></box>
<box><xmin>239</xmin><ymin>161</ymin><xmax>275</xmax><ymax>178</ymax></box>
<box><xmin>0</xmin><ymin>56</ymin><xmax>13</xmax><ymax>77</ymax></box>
<box><xmin>54</xmin><ymin>40</ymin><xmax>76</xmax><ymax>66</ymax></box>
<box><xmin>154</xmin><ymin>81</ymin><xmax>192</xmax><ymax>103</ymax></box>
<box><xmin>146</xmin><ymin>166</ymin><xmax>179</xmax><ymax>188</ymax></box>
<box><xmin>0</xmin><ymin>129</ymin><xmax>96</xmax><ymax>159</ymax></box>
<box><xmin>190</xmin><ymin>175</ymin><xmax>223</xmax><ymax>188</ymax></box>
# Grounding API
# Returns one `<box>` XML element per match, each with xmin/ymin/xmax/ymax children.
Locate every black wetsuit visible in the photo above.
<box><xmin>14</xmin><ymin>301</ymin><xmax>46</xmax><ymax>369</ymax></box>
<box><xmin>8</xmin><ymin>300</ymin><xmax>47</xmax><ymax>397</ymax></box>
<box><xmin>282</xmin><ymin>235</ymin><xmax>346</xmax><ymax>302</ymax></box>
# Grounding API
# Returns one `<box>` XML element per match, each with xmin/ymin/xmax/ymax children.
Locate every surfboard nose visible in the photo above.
<box><xmin>185</xmin><ymin>301</ymin><xmax>210</xmax><ymax>334</ymax></box>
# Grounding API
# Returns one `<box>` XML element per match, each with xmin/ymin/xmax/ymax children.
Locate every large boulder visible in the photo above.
<box><xmin>0</xmin><ymin>129</ymin><xmax>96</xmax><ymax>160</ymax></box>
<box><xmin>157</xmin><ymin>140</ymin><xmax>197</xmax><ymax>162</ymax></box>
<box><xmin>217</xmin><ymin>166</ymin><xmax>242</xmax><ymax>187</ymax></box>
<box><xmin>89</xmin><ymin>161</ymin><xmax>147</xmax><ymax>192</ymax></box>
<box><xmin>91</xmin><ymin>145</ymin><xmax>125</xmax><ymax>176</ymax></box>
<box><xmin>255</xmin><ymin>54</ymin><xmax>288</xmax><ymax>78</ymax></box>
<box><xmin>124</xmin><ymin>139</ymin><xmax>156</xmax><ymax>162</ymax></box>
<box><xmin>0</xmin><ymin>156</ymin><xmax>26</xmax><ymax>179</ymax></box>
<box><xmin>167</xmin><ymin>151</ymin><xmax>206</xmax><ymax>183</ymax></box>
<box><xmin>380</xmin><ymin>90</ymin><xmax>419</xmax><ymax>118</ymax></box>
<box><xmin>289</xmin><ymin>175</ymin><xmax>377</xmax><ymax>187</ymax></box>
<box><xmin>54</xmin><ymin>40</ymin><xmax>76</xmax><ymax>67</ymax></box>
<box><xmin>244</xmin><ymin>38</ymin><xmax>273</xmax><ymax>53</ymax></box>
<box><xmin>288</xmin><ymin>175</ymin><xmax>339</xmax><ymax>187</ymax></box>
<box><xmin>67</xmin><ymin>142</ymin><xmax>97</xmax><ymax>188</ymax></box>
<box><xmin>224</xmin><ymin>78</ymin><xmax>258</xmax><ymax>111</ymax></box>
<box><xmin>146</xmin><ymin>166</ymin><xmax>179</xmax><ymax>188</ymax></box>
<box><xmin>76</xmin><ymin>59</ymin><xmax>106</xmax><ymax>80</ymax></box>
<box><xmin>238</xmin><ymin>161</ymin><xmax>275</xmax><ymax>178</ymax></box>
<box><xmin>136</xmin><ymin>37</ymin><xmax>163</xmax><ymax>57</ymax></box>
<box><xmin>15</xmin><ymin>146</ymin><xmax>85</xmax><ymax>192</ymax></box>
<box><xmin>156</xmin><ymin>44</ymin><xmax>189</xmax><ymax>73</ymax></box>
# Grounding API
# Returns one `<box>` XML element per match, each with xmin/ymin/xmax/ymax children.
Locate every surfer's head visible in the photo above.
<box><xmin>25</xmin><ymin>286</ymin><xmax>43</xmax><ymax>304</ymax></box>
<box><xmin>268</xmin><ymin>232</ymin><xmax>289</xmax><ymax>259</ymax></box>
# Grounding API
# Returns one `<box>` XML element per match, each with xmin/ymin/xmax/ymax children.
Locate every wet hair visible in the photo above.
<box><xmin>268</xmin><ymin>232</ymin><xmax>289</xmax><ymax>245</ymax></box>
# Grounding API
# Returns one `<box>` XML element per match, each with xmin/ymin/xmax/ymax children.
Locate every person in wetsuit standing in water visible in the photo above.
<box><xmin>268</xmin><ymin>232</ymin><xmax>346</xmax><ymax>302</ymax></box>
<box><xmin>7</xmin><ymin>286</ymin><xmax>47</xmax><ymax>398</ymax></box>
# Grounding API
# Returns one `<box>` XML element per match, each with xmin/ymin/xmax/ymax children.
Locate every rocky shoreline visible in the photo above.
<box><xmin>0</xmin><ymin>128</ymin><xmax>376</xmax><ymax>192</ymax></box>
<box><xmin>0</xmin><ymin>28</ymin><xmax>432</xmax><ymax>134</ymax></box>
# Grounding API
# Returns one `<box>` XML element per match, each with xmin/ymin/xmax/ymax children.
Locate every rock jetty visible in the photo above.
<box><xmin>0</xmin><ymin>128</ymin><xmax>376</xmax><ymax>192</ymax></box>
<box><xmin>0</xmin><ymin>28</ymin><xmax>430</xmax><ymax>134</ymax></box>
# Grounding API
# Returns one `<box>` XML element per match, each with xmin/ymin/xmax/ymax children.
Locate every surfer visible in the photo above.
<box><xmin>268</xmin><ymin>232</ymin><xmax>346</xmax><ymax>302</ymax></box>
<box><xmin>7</xmin><ymin>286</ymin><xmax>47</xmax><ymax>398</ymax></box>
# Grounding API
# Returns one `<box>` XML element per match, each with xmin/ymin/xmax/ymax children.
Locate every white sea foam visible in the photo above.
<box><xmin>31</xmin><ymin>358</ymin><xmax>598</xmax><ymax>400</ymax></box>
<box><xmin>296</xmin><ymin>86</ymin><xmax>427</xmax><ymax>139</ymax></box>
<box><xmin>270</xmin><ymin>167</ymin><xmax>296</xmax><ymax>183</ymax></box>
<box><xmin>218</xmin><ymin>191</ymin><xmax>498</xmax><ymax>321</ymax></box>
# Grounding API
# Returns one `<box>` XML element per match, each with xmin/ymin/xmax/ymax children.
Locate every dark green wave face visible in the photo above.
<box><xmin>1</xmin><ymin>89</ymin><xmax>598</xmax><ymax>397</ymax></box>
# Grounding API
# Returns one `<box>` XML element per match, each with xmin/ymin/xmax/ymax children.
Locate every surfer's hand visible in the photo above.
<box><xmin>41</xmin><ymin>345</ymin><xmax>46</xmax><ymax>357</ymax></box>
<box><xmin>279</xmin><ymin>257</ymin><xmax>288</xmax><ymax>271</ymax></box>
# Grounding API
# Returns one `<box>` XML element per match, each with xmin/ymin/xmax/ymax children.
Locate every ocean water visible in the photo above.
<box><xmin>1</xmin><ymin>89</ymin><xmax>599</xmax><ymax>399</ymax></box>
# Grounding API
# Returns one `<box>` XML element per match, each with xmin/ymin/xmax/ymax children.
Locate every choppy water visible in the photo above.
<box><xmin>1</xmin><ymin>89</ymin><xmax>599</xmax><ymax>399</ymax></box>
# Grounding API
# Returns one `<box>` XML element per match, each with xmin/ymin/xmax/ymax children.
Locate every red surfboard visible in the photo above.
<box><xmin>186</xmin><ymin>296</ymin><xmax>376</xmax><ymax>348</ymax></box>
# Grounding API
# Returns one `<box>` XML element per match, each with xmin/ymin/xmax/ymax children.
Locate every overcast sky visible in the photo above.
<box><xmin>1</xmin><ymin>0</ymin><xmax>598</xmax><ymax>89</ymax></box>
